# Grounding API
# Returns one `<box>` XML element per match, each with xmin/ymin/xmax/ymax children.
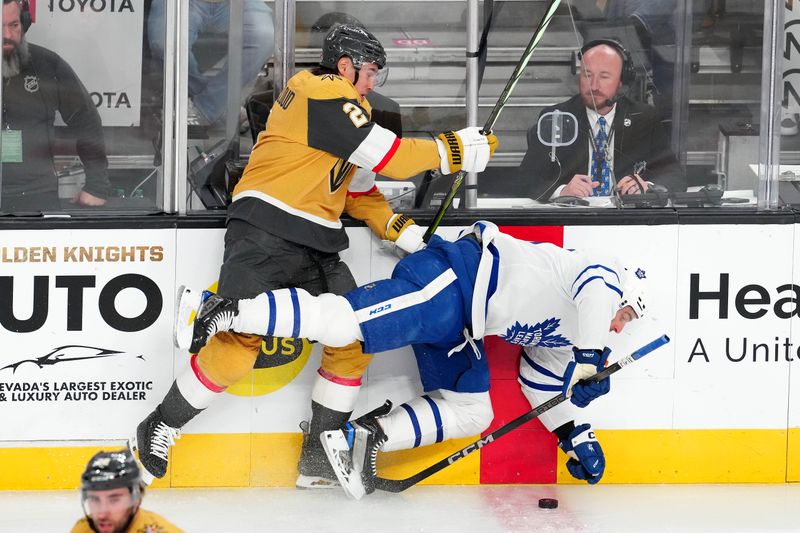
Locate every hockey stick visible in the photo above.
<box><xmin>373</xmin><ymin>334</ymin><xmax>670</xmax><ymax>493</ymax></box>
<box><xmin>422</xmin><ymin>172</ymin><xmax>464</xmax><ymax>243</ymax></box>
<box><xmin>483</xmin><ymin>0</ymin><xmax>562</xmax><ymax>135</ymax></box>
<box><xmin>422</xmin><ymin>0</ymin><xmax>561</xmax><ymax>243</ymax></box>
<box><xmin>421</xmin><ymin>0</ymin><xmax>563</xmax><ymax>243</ymax></box>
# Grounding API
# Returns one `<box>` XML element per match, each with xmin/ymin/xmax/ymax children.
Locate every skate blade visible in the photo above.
<box><xmin>128</xmin><ymin>435</ymin><xmax>155</xmax><ymax>486</ymax></box>
<box><xmin>173</xmin><ymin>285</ymin><xmax>202</xmax><ymax>351</ymax></box>
<box><xmin>320</xmin><ymin>430</ymin><xmax>366</xmax><ymax>500</ymax></box>
<box><xmin>295</xmin><ymin>474</ymin><xmax>341</xmax><ymax>490</ymax></box>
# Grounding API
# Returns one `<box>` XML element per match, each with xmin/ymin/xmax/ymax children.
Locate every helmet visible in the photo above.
<box><xmin>320</xmin><ymin>24</ymin><xmax>386</xmax><ymax>70</ymax></box>
<box><xmin>311</xmin><ymin>12</ymin><xmax>366</xmax><ymax>45</ymax></box>
<box><xmin>81</xmin><ymin>449</ymin><xmax>142</xmax><ymax>494</ymax></box>
<box><xmin>619</xmin><ymin>267</ymin><xmax>647</xmax><ymax>318</ymax></box>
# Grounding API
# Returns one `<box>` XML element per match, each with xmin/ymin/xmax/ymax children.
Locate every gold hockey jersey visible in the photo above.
<box><xmin>229</xmin><ymin>70</ymin><xmax>440</xmax><ymax>252</ymax></box>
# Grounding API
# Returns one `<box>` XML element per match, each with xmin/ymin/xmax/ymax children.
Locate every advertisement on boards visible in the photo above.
<box><xmin>0</xmin><ymin>229</ymin><xmax>175</xmax><ymax>440</ymax></box>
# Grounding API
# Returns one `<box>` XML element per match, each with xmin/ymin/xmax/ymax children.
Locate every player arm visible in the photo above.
<box><xmin>559</xmin><ymin>265</ymin><xmax>622</xmax><ymax>406</ymax></box>
<box><xmin>344</xmin><ymin>168</ymin><xmax>394</xmax><ymax>236</ymax></box>
<box><xmin>308</xmin><ymin>96</ymin><xmax>496</xmax><ymax>180</ymax></box>
<box><xmin>519</xmin><ymin>352</ymin><xmax>604</xmax><ymax>484</ymax></box>
<box><xmin>344</xmin><ymin>168</ymin><xmax>424</xmax><ymax>253</ymax></box>
<box><xmin>571</xmin><ymin>266</ymin><xmax>624</xmax><ymax>349</ymax></box>
<box><xmin>308</xmin><ymin>96</ymin><xmax>439</xmax><ymax>179</ymax></box>
<box><xmin>351</xmin><ymin>129</ymin><xmax>497</xmax><ymax>180</ymax></box>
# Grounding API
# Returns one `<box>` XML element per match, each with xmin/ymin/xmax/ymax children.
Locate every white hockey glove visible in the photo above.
<box><xmin>435</xmin><ymin>127</ymin><xmax>499</xmax><ymax>175</ymax></box>
<box><xmin>562</xmin><ymin>347</ymin><xmax>611</xmax><ymax>407</ymax></box>
<box><xmin>385</xmin><ymin>213</ymin><xmax>426</xmax><ymax>255</ymax></box>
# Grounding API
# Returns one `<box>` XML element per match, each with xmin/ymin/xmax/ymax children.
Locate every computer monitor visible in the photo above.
<box><xmin>187</xmin><ymin>139</ymin><xmax>236</xmax><ymax>210</ymax></box>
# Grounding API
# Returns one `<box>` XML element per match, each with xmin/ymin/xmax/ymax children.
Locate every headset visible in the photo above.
<box><xmin>15</xmin><ymin>0</ymin><xmax>32</xmax><ymax>33</ymax></box>
<box><xmin>578</xmin><ymin>38</ymin><xmax>636</xmax><ymax>85</ymax></box>
<box><xmin>3</xmin><ymin>0</ymin><xmax>33</xmax><ymax>32</ymax></box>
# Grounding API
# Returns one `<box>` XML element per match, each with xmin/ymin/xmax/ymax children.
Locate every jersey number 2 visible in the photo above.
<box><xmin>342</xmin><ymin>102</ymin><xmax>368</xmax><ymax>128</ymax></box>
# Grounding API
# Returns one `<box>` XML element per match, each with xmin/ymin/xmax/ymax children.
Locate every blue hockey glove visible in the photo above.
<box><xmin>562</xmin><ymin>347</ymin><xmax>611</xmax><ymax>407</ymax></box>
<box><xmin>571</xmin><ymin>379</ymin><xmax>610</xmax><ymax>408</ymax></box>
<box><xmin>559</xmin><ymin>423</ymin><xmax>605</xmax><ymax>484</ymax></box>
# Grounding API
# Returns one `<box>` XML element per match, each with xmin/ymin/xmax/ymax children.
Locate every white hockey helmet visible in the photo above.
<box><xmin>619</xmin><ymin>266</ymin><xmax>647</xmax><ymax>318</ymax></box>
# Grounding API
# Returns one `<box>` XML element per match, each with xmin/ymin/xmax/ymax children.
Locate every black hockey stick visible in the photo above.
<box><xmin>421</xmin><ymin>0</ymin><xmax>563</xmax><ymax>243</ymax></box>
<box><xmin>422</xmin><ymin>171</ymin><xmax>464</xmax><ymax>243</ymax></box>
<box><xmin>482</xmin><ymin>0</ymin><xmax>562</xmax><ymax>135</ymax></box>
<box><xmin>373</xmin><ymin>334</ymin><xmax>670</xmax><ymax>493</ymax></box>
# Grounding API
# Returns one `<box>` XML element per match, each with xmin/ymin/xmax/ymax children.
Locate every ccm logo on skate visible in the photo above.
<box><xmin>368</xmin><ymin>304</ymin><xmax>391</xmax><ymax>316</ymax></box>
<box><xmin>447</xmin><ymin>435</ymin><xmax>494</xmax><ymax>464</ymax></box>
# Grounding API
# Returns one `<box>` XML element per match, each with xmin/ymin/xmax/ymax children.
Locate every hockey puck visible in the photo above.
<box><xmin>538</xmin><ymin>498</ymin><xmax>558</xmax><ymax>509</ymax></box>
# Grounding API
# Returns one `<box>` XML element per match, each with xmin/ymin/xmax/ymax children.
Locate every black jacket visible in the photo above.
<box><xmin>518</xmin><ymin>94</ymin><xmax>686</xmax><ymax>200</ymax></box>
<box><xmin>2</xmin><ymin>43</ymin><xmax>109</xmax><ymax>201</ymax></box>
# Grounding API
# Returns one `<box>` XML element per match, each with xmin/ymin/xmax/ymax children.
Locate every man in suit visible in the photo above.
<box><xmin>519</xmin><ymin>39</ymin><xmax>685</xmax><ymax>201</ymax></box>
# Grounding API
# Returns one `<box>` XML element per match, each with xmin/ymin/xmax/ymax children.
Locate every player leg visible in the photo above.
<box><xmin>321</xmin><ymin>329</ymin><xmax>493</xmax><ymax>499</ymax></box>
<box><xmin>131</xmin><ymin>331</ymin><xmax>261</xmax><ymax>484</ymax></box>
<box><xmin>132</xmin><ymin>220</ymin><xmax>281</xmax><ymax>484</ymax></box>
<box><xmin>297</xmin><ymin>257</ymin><xmax>369</xmax><ymax>489</ymax></box>
<box><xmin>179</xmin><ymin>246</ymin><xmax>466</xmax><ymax>354</ymax></box>
<box><xmin>297</xmin><ymin>342</ymin><xmax>369</xmax><ymax>489</ymax></box>
<box><xmin>270</xmin><ymin>266</ymin><xmax>466</xmax><ymax>489</ymax></box>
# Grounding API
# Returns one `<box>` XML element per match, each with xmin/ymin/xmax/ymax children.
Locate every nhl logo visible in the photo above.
<box><xmin>24</xmin><ymin>75</ymin><xmax>39</xmax><ymax>93</ymax></box>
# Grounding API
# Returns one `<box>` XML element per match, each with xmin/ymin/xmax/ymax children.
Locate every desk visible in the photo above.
<box><xmin>748</xmin><ymin>164</ymin><xmax>800</xmax><ymax>182</ymax></box>
<box><xmin>442</xmin><ymin>190</ymin><xmax>757</xmax><ymax>210</ymax></box>
<box><xmin>747</xmin><ymin>164</ymin><xmax>800</xmax><ymax>205</ymax></box>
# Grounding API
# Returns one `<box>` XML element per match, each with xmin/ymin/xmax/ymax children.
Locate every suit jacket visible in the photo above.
<box><xmin>518</xmin><ymin>94</ymin><xmax>686</xmax><ymax>200</ymax></box>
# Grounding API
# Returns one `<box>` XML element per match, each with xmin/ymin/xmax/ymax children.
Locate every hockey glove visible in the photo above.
<box><xmin>562</xmin><ymin>347</ymin><xmax>611</xmax><ymax>408</ymax></box>
<box><xmin>386</xmin><ymin>213</ymin><xmax>426</xmax><ymax>255</ymax></box>
<box><xmin>436</xmin><ymin>127</ymin><xmax>499</xmax><ymax>175</ymax></box>
<box><xmin>559</xmin><ymin>423</ymin><xmax>605</xmax><ymax>484</ymax></box>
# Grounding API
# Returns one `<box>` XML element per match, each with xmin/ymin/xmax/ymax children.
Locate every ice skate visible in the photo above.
<box><xmin>129</xmin><ymin>409</ymin><xmax>181</xmax><ymax>485</ymax></box>
<box><xmin>173</xmin><ymin>285</ymin><xmax>203</xmax><ymax>350</ymax></box>
<box><xmin>320</xmin><ymin>401</ymin><xmax>391</xmax><ymax>500</ymax></box>
<box><xmin>295</xmin><ymin>420</ymin><xmax>340</xmax><ymax>490</ymax></box>
<box><xmin>174</xmin><ymin>286</ymin><xmax>239</xmax><ymax>353</ymax></box>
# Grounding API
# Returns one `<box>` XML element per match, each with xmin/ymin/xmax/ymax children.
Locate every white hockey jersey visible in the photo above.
<box><xmin>465</xmin><ymin>221</ymin><xmax>624</xmax><ymax>348</ymax></box>
<box><xmin>463</xmin><ymin>220</ymin><xmax>626</xmax><ymax>432</ymax></box>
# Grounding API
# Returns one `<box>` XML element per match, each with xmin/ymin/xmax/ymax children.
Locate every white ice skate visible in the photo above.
<box><xmin>173</xmin><ymin>285</ymin><xmax>203</xmax><ymax>351</ymax></box>
<box><xmin>320</xmin><ymin>401</ymin><xmax>390</xmax><ymax>500</ymax></box>
<box><xmin>320</xmin><ymin>428</ymin><xmax>368</xmax><ymax>500</ymax></box>
<box><xmin>173</xmin><ymin>286</ymin><xmax>238</xmax><ymax>353</ymax></box>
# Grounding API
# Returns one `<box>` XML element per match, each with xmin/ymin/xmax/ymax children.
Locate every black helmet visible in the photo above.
<box><xmin>81</xmin><ymin>449</ymin><xmax>142</xmax><ymax>493</ymax></box>
<box><xmin>320</xmin><ymin>24</ymin><xmax>386</xmax><ymax>70</ymax></box>
<box><xmin>311</xmin><ymin>12</ymin><xmax>366</xmax><ymax>43</ymax></box>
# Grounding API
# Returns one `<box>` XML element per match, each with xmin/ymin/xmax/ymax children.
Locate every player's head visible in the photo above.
<box><xmin>2</xmin><ymin>0</ymin><xmax>29</xmax><ymax>77</ymax></box>
<box><xmin>620</xmin><ymin>265</ymin><xmax>647</xmax><ymax>314</ymax></box>
<box><xmin>610</xmin><ymin>266</ymin><xmax>646</xmax><ymax>333</ymax></box>
<box><xmin>321</xmin><ymin>24</ymin><xmax>386</xmax><ymax>71</ymax></box>
<box><xmin>577</xmin><ymin>41</ymin><xmax>625</xmax><ymax>113</ymax></box>
<box><xmin>321</xmin><ymin>24</ymin><xmax>386</xmax><ymax>98</ymax></box>
<box><xmin>80</xmin><ymin>449</ymin><xmax>143</xmax><ymax>533</ymax></box>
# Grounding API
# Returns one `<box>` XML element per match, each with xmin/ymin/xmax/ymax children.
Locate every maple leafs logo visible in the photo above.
<box><xmin>500</xmin><ymin>317</ymin><xmax>571</xmax><ymax>347</ymax></box>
